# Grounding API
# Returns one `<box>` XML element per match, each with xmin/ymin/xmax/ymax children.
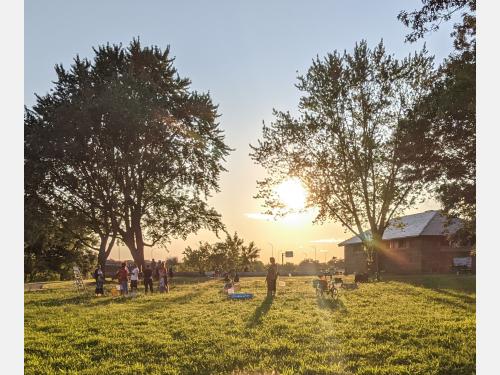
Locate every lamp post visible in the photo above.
<box><xmin>268</xmin><ymin>242</ymin><xmax>274</xmax><ymax>258</ymax></box>
<box><xmin>311</xmin><ymin>245</ymin><xmax>317</xmax><ymax>261</ymax></box>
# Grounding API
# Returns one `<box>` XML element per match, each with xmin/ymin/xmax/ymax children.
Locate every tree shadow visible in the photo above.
<box><xmin>246</xmin><ymin>295</ymin><xmax>274</xmax><ymax>328</ymax></box>
<box><xmin>24</xmin><ymin>293</ymin><xmax>96</xmax><ymax>307</ymax></box>
<box><xmin>381</xmin><ymin>274</ymin><xmax>476</xmax><ymax>294</ymax></box>
<box><xmin>380</xmin><ymin>275</ymin><xmax>476</xmax><ymax>308</ymax></box>
<box><xmin>434</xmin><ymin>288</ymin><xmax>476</xmax><ymax>304</ymax></box>
<box><xmin>316</xmin><ymin>295</ymin><xmax>347</xmax><ymax>312</ymax></box>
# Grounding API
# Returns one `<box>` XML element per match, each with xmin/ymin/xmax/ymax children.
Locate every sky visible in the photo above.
<box><xmin>25</xmin><ymin>0</ymin><xmax>458</xmax><ymax>263</ymax></box>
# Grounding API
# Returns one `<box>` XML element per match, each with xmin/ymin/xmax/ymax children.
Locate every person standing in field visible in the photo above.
<box><xmin>130</xmin><ymin>263</ymin><xmax>140</xmax><ymax>294</ymax></box>
<box><xmin>115</xmin><ymin>262</ymin><xmax>129</xmax><ymax>295</ymax></box>
<box><xmin>158</xmin><ymin>262</ymin><xmax>167</xmax><ymax>293</ymax></box>
<box><xmin>154</xmin><ymin>261</ymin><xmax>160</xmax><ymax>282</ymax></box>
<box><xmin>93</xmin><ymin>265</ymin><xmax>105</xmax><ymax>296</ymax></box>
<box><xmin>266</xmin><ymin>257</ymin><xmax>279</xmax><ymax>297</ymax></box>
<box><xmin>143</xmin><ymin>264</ymin><xmax>154</xmax><ymax>294</ymax></box>
<box><xmin>151</xmin><ymin>259</ymin><xmax>157</xmax><ymax>280</ymax></box>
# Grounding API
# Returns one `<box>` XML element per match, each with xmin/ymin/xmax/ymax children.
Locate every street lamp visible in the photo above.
<box><xmin>268</xmin><ymin>242</ymin><xmax>274</xmax><ymax>258</ymax></box>
<box><xmin>320</xmin><ymin>249</ymin><xmax>328</xmax><ymax>263</ymax></box>
<box><xmin>311</xmin><ymin>245</ymin><xmax>317</xmax><ymax>261</ymax></box>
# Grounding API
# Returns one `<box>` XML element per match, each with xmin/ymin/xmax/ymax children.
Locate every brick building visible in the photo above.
<box><xmin>339</xmin><ymin>210</ymin><xmax>474</xmax><ymax>274</ymax></box>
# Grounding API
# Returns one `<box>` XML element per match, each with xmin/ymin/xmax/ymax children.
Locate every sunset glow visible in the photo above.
<box><xmin>275</xmin><ymin>178</ymin><xmax>307</xmax><ymax>211</ymax></box>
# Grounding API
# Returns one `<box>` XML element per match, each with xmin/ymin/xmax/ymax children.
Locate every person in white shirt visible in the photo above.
<box><xmin>130</xmin><ymin>264</ymin><xmax>140</xmax><ymax>293</ymax></box>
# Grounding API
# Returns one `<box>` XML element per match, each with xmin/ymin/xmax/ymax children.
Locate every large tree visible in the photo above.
<box><xmin>251</xmin><ymin>40</ymin><xmax>435</xmax><ymax>277</ymax></box>
<box><xmin>25</xmin><ymin>39</ymin><xmax>231</xmax><ymax>269</ymax></box>
<box><xmin>399</xmin><ymin>0</ymin><xmax>476</xmax><ymax>245</ymax></box>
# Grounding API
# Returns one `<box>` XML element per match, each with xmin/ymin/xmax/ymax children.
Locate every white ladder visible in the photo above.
<box><xmin>73</xmin><ymin>266</ymin><xmax>87</xmax><ymax>293</ymax></box>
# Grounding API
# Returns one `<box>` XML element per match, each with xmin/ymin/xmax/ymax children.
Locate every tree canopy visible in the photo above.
<box><xmin>398</xmin><ymin>0</ymin><xmax>476</xmax><ymax>53</ymax></box>
<box><xmin>399</xmin><ymin>0</ymin><xmax>475</xmax><ymax>245</ymax></box>
<box><xmin>251</xmin><ymin>40</ymin><xmax>435</xmax><ymax>275</ymax></box>
<box><xmin>25</xmin><ymin>39</ymin><xmax>231</xmax><ymax>269</ymax></box>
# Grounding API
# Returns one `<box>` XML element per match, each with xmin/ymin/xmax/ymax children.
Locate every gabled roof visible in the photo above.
<box><xmin>338</xmin><ymin>210</ymin><xmax>462</xmax><ymax>246</ymax></box>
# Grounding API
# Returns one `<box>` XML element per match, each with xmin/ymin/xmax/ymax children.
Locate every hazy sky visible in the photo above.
<box><xmin>25</xmin><ymin>0</ymin><xmax>457</xmax><ymax>263</ymax></box>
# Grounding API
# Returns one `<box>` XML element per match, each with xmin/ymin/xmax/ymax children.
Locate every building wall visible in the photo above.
<box><xmin>344</xmin><ymin>236</ymin><xmax>472</xmax><ymax>274</ymax></box>
<box><xmin>421</xmin><ymin>236</ymin><xmax>472</xmax><ymax>273</ymax></box>
<box><xmin>381</xmin><ymin>237</ymin><xmax>423</xmax><ymax>273</ymax></box>
<box><xmin>344</xmin><ymin>244</ymin><xmax>368</xmax><ymax>274</ymax></box>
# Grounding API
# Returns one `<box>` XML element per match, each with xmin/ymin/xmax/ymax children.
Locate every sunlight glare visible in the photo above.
<box><xmin>275</xmin><ymin>178</ymin><xmax>307</xmax><ymax>210</ymax></box>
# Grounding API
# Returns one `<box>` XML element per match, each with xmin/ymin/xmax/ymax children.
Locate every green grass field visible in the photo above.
<box><xmin>24</xmin><ymin>275</ymin><xmax>475</xmax><ymax>375</ymax></box>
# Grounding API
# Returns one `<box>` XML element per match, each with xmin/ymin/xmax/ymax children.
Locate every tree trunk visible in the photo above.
<box><xmin>97</xmin><ymin>234</ymin><xmax>116</xmax><ymax>276</ymax></box>
<box><xmin>122</xmin><ymin>229</ymin><xmax>145</xmax><ymax>271</ymax></box>
<box><xmin>371</xmin><ymin>231</ymin><xmax>384</xmax><ymax>282</ymax></box>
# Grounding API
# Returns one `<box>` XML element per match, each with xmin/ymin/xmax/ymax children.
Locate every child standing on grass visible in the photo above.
<box><xmin>266</xmin><ymin>257</ymin><xmax>278</xmax><ymax>297</ymax></box>
<box><xmin>130</xmin><ymin>263</ymin><xmax>139</xmax><ymax>294</ymax></box>
<box><xmin>115</xmin><ymin>262</ymin><xmax>129</xmax><ymax>295</ymax></box>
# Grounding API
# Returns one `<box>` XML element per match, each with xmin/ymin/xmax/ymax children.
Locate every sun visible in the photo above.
<box><xmin>275</xmin><ymin>178</ymin><xmax>307</xmax><ymax>210</ymax></box>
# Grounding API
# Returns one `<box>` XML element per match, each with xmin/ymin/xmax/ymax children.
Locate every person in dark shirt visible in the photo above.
<box><xmin>151</xmin><ymin>259</ymin><xmax>156</xmax><ymax>279</ymax></box>
<box><xmin>93</xmin><ymin>265</ymin><xmax>105</xmax><ymax>296</ymax></box>
<box><xmin>143</xmin><ymin>264</ymin><xmax>153</xmax><ymax>294</ymax></box>
<box><xmin>266</xmin><ymin>257</ymin><xmax>278</xmax><ymax>297</ymax></box>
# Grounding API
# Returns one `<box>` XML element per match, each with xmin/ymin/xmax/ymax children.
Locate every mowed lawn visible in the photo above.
<box><xmin>24</xmin><ymin>275</ymin><xmax>475</xmax><ymax>375</ymax></box>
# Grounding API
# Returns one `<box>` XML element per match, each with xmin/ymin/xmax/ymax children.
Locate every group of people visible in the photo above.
<box><xmin>92</xmin><ymin>256</ymin><xmax>280</xmax><ymax>297</ymax></box>
<box><xmin>92</xmin><ymin>259</ymin><xmax>174</xmax><ymax>296</ymax></box>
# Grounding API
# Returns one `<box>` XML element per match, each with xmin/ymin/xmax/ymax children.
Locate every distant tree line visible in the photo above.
<box><xmin>182</xmin><ymin>232</ymin><xmax>261</xmax><ymax>274</ymax></box>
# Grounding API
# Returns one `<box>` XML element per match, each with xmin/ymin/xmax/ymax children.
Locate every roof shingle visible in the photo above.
<box><xmin>338</xmin><ymin>210</ymin><xmax>462</xmax><ymax>246</ymax></box>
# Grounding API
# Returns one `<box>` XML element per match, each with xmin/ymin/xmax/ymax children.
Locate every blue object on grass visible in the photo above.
<box><xmin>228</xmin><ymin>293</ymin><xmax>254</xmax><ymax>299</ymax></box>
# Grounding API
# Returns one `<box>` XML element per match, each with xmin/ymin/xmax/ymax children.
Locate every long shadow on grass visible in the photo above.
<box><xmin>24</xmin><ymin>294</ymin><xmax>98</xmax><ymax>307</ymax></box>
<box><xmin>426</xmin><ymin>293</ymin><xmax>475</xmax><ymax>311</ymax></box>
<box><xmin>246</xmin><ymin>295</ymin><xmax>274</xmax><ymax>328</ymax></box>
<box><xmin>382</xmin><ymin>274</ymin><xmax>476</xmax><ymax>294</ymax></box>
<box><xmin>380</xmin><ymin>275</ymin><xmax>476</xmax><ymax>309</ymax></box>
